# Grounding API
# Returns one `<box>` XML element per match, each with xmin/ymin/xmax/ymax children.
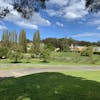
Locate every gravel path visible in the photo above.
<box><xmin>0</xmin><ymin>65</ymin><xmax>100</xmax><ymax>78</ymax></box>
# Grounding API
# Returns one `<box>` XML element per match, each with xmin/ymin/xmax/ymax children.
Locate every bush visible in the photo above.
<box><xmin>81</xmin><ymin>46</ymin><xmax>93</xmax><ymax>57</ymax></box>
<box><xmin>7</xmin><ymin>45</ymin><xmax>22</xmax><ymax>63</ymax></box>
<box><xmin>40</xmin><ymin>49</ymin><xmax>50</xmax><ymax>62</ymax></box>
<box><xmin>94</xmin><ymin>52</ymin><xmax>100</xmax><ymax>55</ymax></box>
<box><xmin>0</xmin><ymin>47</ymin><xmax>8</xmax><ymax>58</ymax></box>
<box><xmin>46</xmin><ymin>44</ymin><xmax>55</xmax><ymax>51</ymax></box>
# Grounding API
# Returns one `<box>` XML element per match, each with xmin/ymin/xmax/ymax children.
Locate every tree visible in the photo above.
<box><xmin>86</xmin><ymin>46</ymin><xmax>93</xmax><ymax>57</ymax></box>
<box><xmin>1</xmin><ymin>30</ymin><xmax>10</xmax><ymax>47</ymax></box>
<box><xmin>33</xmin><ymin>30</ymin><xmax>41</xmax><ymax>56</ymax></box>
<box><xmin>19</xmin><ymin>30</ymin><xmax>27</xmax><ymax>53</ymax></box>
<box><xmin>0</xmin><ymin>0</ymin><xmax>47</xmax><ymax>19</ymax></box>
<box><xmin>7</xmin><ymin>45</ymin><xmax>22</xmax><ymax>63</ymax></box>
<box><xmin>1</xmin><ymin>30</ymin><xmax>18</xmax><ymax>48</ymax></box>
<box><xmin>0</xmin><ymin>0</ymin><xmax>99</xmax><ymax>19</ymax></box>
<box><xmin>86</xmin><ymin>0</ymin><xmax>100</xmax><ymax>12</ymax></box>
<box><xmin>9</xmin><ymin>31</ymin><xmax>18</xmax><ymax>48</ymax></box>
<box><xmin>60</xmin><ymin>38</ymin><xmax>70</xmax><ymax>52</ymax></box>
<box><xmin>40</xmin><ymin>48</ymin><xmax>50</xmax><ymax>62</ymax></box>
<box><xmin>81</xmin><ymin>46</ymin><xmax>93</xmax><ymax>57</ymax></box>
<box><xmin>43</xmin><ymin>38</ymin><xmax>70</xmax><ymax>52</ymax></box>
<box><xmin>42</xmin><ymin>38</ymin><xmax>61</xmax><ymax>49</ymax></box>
<box><xmin>0</xmin><ymin>47</ymin><xmax>8</xmax><ymax>58</ymax></box>
<box><xmin>9</xmin><ymin>31</ymin><xmax>17</xmax><ymax>43</ymax></box>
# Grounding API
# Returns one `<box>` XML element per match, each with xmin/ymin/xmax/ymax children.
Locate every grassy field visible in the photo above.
<box><xmin>50</xmin><ymin>52</ymin><xmax>100</xmax><ymax>65</ymax></box>
<box><xmin>0</xmin><ymin>71</ymin><xmax>100</xmax><ymax>100</ymax></box>
<box><xmin>0</xmin><ymin>52</ymin><xmax>100</xmax><ymax>65</ymax></box>
<box><xmin>0</xmin><ymin>52</ymin><xmax>99</xmax><ymax>70</ymax></box>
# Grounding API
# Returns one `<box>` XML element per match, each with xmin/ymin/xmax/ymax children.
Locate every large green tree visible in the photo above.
<box><xmin>60</xmin><ymin>38</ymin><xmax>70</xmax><ymax>52</ymax></box>
<box><xmin>1</xmin><ymin>30</ymin><xmax>18</xmax><ymax>48</ymax></box>
<box><xmin>33</xmin><ymin>30</ymin><xmax>41</xmax><ymax>55</ymax></box>
<box><xmin>1</xmin><ymin>30</ymin><xmax>10</xmax><ymax>47</ymax></box>
<box><xmin>8</xmin><ymin>45</ymin><xmax>22</xmax><ymax>63</ymax></box>
<box><xmin>9</xmin><ymin>31</ymin><xmax>18</xmax><ymax>48</ymax></box>
<box><xmin>9</xmin><ymin>31</ymin><xmax>17</xmax><ymax>43</ymax></box>
<box><xmin>19</xmin><ymin>30</ymin><xmax>27</xmax><ymax>53</ymax></box>
<box><xmin>0</xmin><ymin>47</ymin><xmax>8</xmax><ymax>58</ymax></box>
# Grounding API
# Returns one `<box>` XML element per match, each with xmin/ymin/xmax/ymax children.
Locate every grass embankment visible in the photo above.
<box><xmin>0</xmin><ymin>71</ymin><xmax>100</xmax><ymax>100</ymax></box>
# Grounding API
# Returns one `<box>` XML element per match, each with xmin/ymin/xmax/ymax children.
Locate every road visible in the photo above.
<box><xmin>0</xmin><ymin>65</ymin><xmax>100</xmax><ymax>77</ymax></box>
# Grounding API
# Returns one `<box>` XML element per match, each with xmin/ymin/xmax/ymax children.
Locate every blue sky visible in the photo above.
<box><xmin>0</xmin><ymin>0</ymin><xmax>100</xmax><ymax>42</ymax></box>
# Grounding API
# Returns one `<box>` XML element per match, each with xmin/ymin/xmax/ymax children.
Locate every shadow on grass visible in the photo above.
<box><xmin>11</xmin><ymin>61</ymin><xmax>22</xmax><ymax>63</ymax></box>
<box><xmin>0</xmin><ymin>72</ymin><xmax>100</xmax><ymax>100</ymax></box>
<box><xmin>0</xmin><ymin>77</ymin><xmax>14</xmax><ymax>81</ymax></box>
<box><xmin>39</xmin><ymin>60</ymin><xmax>50</xmax><ymax>63</ymax></box>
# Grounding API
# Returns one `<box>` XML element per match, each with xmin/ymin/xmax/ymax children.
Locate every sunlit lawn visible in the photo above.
<box><xmin>0</xmin><ymin>71</ymin><xmax>100</xmax><ymax>100</ymax></box>
<box><xmin>0</xmin><ymin>52</ymin><xmax>99</xmax><ymax>70</ymax></box>
<box><xmin>0</xmin><ymin>52</ymin><xmax>100</xmax><ymax>65</ymax></box>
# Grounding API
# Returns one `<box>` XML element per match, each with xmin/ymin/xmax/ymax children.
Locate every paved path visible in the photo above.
<box><xmin>0</xmin><ymin>65</ymin><xmax>100</xmax><ymax>78</ymax></box>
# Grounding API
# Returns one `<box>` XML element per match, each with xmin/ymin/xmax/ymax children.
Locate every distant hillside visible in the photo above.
<box><xmin>42</xmin><ymin>38</ymin><xmax>100</xmax><ymax>47</ymax></box>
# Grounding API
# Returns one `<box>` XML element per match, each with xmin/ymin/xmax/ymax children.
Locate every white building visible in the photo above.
<box><xmin>93</xmin><ymin>47</ymin><xmax>100</xmax><ymax>53</ymax></box>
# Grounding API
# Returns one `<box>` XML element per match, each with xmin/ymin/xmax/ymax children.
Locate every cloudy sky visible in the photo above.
<box><xmin>0</xmin><ymin>0</ymin><xmax>100</xmax><ymax>42</ymax></box>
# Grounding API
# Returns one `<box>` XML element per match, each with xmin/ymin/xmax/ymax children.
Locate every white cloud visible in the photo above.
<box><xmin>46</xmin><ymin>10</ymin><xmax>62</xmax><ymax>17</ymax></box>
<box><xmin>88</xmin><ymin>19</ymin><xmax>100</xmax><ymax>25</ymax></box>
<box><xmin>31</xmin><ymin>13</ymin><xmax>51</xmax><ymax>26</ymax></box>
<box><xmin>0</xmin><ymin>25</ymin><xmax>8</xmax><ymax>31</ymax></box>
<box><xmin>16</xmin><ymin>21</ymin><xmax>38</xmax><ymax>30</ymax></box>
<box><xmin>49</xmin><ymin>0</ymin><xmax>69</xmax><ymax>6</ymax></box>
<box><xmin>0</xmin><ymin>20</ymin><xmax>8</xmax><ymax>31</ymax></box>
<box><xmin>0</xmin><ymin>0</ymin><xmax>13</xmax><ymax>10</ymax></box>
<box><xmin>47</xmin><ymin>0</ymin><xmax>88</xmax><ymax>20</ymax></box>
<box><xmin>56</xmin><ymin>22</ymin><xmax>64</xmax><ymax>27</ymax></box>
<box><xmin>72</xmin><ymin>33</ymin><xmax>100</xmax><ymax>38</ymax></box>
<box><xmin>0</xmin><ymin>0</ymin><xmax>51</xmax><ymax>29</ymax></box>
<box><xmin>93</xmin><ymin>12</ymin><xmax>100</xmax><ymax>17</ymax></box>
<box><xmin>4</xmin><ymin>9</ymin><xmax>51</xmax><ymax>30</ymax></box>
<box><xmin>87</xmin><ymin>19</ymin><xmax>100</xmax><ymax>30</ymax></box>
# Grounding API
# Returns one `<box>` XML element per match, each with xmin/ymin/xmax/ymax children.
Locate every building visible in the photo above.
<box><xmin>93</xmin><ymin>47</ymin><xmax>100</xmax><ymax>53</ymax></box>
<box><xmin>70</xmin><ymin>44</ymin><xmax>86</xmax><ymax>52</ymax></box>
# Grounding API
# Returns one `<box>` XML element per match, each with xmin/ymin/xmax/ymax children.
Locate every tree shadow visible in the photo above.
<box><xmin>0</xmin><ymin>77</ymin><xmax>15</xmax><ymax>81</ymax></box>
<box><xmin>0</xmin><ymin>72</ymin><xmax>100</xmax><ymax>100</ymax></box>
<box><xmin>40</xmin><ymin>60</ymin><xmax>50</xmax><ymax>63</ymax></box>
<box><xmin>11</xmin><ymin>61</ymin><xmax>22</xmax><ymax>63</ymax></box>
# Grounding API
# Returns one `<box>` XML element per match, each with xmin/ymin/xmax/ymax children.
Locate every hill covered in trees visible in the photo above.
<box><xmin>42</xmin><ymin>38</ymin><xmax>100</xmax><ymax>49</ymax></box>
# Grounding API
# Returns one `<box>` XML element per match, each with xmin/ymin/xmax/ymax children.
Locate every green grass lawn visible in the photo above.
<box><xmin>0</xmin><ymin>71</ymin><xmax>100</xmax><ymax>100</ymax></box>
<box><xmin>0</xmin><ymin>52</ymin><xmax>99</xmax><ymax>70</ymax></box>
<box><xmin>50</xmin><ymin>52</ymin><xmax>100</xmax><ymax>65</ymax></box>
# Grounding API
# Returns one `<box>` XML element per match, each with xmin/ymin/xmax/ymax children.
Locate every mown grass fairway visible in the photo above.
<box><xmin>0</xmin><ymin>71</ymin><xmax>100</xmax><ymax>100</ymax></box>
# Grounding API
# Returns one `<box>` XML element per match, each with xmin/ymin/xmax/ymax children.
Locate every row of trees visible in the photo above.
<box><xmin>42</xmin><ymin>38</ymin><xmax>100</xmax><ymax>52</ymax></box>
<box><xmin>1</xmin><ymin>30</ymin><xmax>27</xmax><ymax>53</ymax></box>
<box><xmin>42</xmin><ymin>38</ymin><xmax>70</xmax><ymax>52</ymax></box>
<box><xmin>0</xmin><ymin>29</ymin><xmax>99</xmax><ymax>62</ymax></box>
<box><xmin>0</xmin><ymin>30</ymin><xmax>50</xmax><ymax>62</ymax></box>
<box><xmin>0</xmin><ymin>30</ymin><xmax>27</xmax><ymax>62</ymax></box>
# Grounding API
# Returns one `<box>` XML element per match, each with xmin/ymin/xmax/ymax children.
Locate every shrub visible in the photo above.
<box><xmin>0</xmin><ymin>47</ymin><xmax>8</xmax><ymax>58</ymax></box>
<box><xmin>7</xmin><ymin>45</ymin><xmax>22</xmax><ymax>63</ymax></box>
<box><xmin>81</xmin><ymin>46</ymin><xmax>93</xmax><ymax>57</ymax></box>
<box><xmin>40</xmin><ymin>49</ymin><xmax>50</xmax><ymax>62</ymax></box>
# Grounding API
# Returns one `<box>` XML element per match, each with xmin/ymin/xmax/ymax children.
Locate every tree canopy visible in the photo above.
<box><xmin>86</xmin><ymin>0</ymin><xmax>100</xmax><ymax>12</ymax></box>
<box><xmin>0</xmin><ymin>0</ymin><xmax>47</xmax><ymax>19</ymax></box>
<box><xmin>0</xmin><ymin>0</ymin><xmax>99</xmax><ymax>19</ymax></box>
